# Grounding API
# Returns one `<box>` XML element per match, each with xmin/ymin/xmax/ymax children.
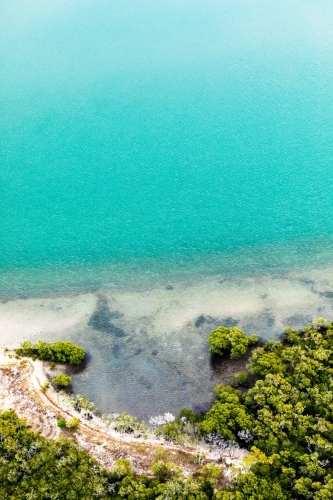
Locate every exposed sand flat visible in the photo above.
<box><xmin>0</xmin><ymin>293</ymin><xmax>97</xmax><ymax>347</ymax></box>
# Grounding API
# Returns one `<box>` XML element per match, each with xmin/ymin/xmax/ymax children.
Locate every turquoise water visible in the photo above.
<box><xmin>1</xmin><ymin>0</ymin><xmax>333</xmax><ymax>294</ymax></box>
<box><xmin>2</xmin><ymin>0</ymin><xmax>333</xmax><ymax>418</ymax></box>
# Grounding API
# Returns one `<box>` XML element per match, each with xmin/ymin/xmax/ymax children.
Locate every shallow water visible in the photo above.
<box><xmin>1</xmin><ymin>0</ymin><xmax>333</xmax><ymax>418</ymax></box>
<box><xmin>3</xmin><ymin>264</ymin><xmax>333</xmax><ymax>420</ymax></box>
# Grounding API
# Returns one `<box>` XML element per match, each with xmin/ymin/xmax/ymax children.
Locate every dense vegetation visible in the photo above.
<box><xmin>146</xmin><ymin>320</ymin><xmax>333</xmax><ymax>498</ymax></box>
<box><xmin>0</xmin><ymin>411</ymin><xmax>218</xmax><ymax>499</ymax></box>
<box><xmin>5</xmin><ymin>320</ymin><xmax>333</xmax><ymax>498</ymax></box>
<box><xmin>204</xmin><ymin>319</ymin><xmax>333</xmax><ymax>499</ymax></box>
<box><xmin>207</xmin><ymin>327</ymin><xmax>258</xmax><ymax>359</ymax></box>
<box><xmin>16</xmin><ymin>340</ymin><xmax>85</xmax><ymax>365</ymax></box>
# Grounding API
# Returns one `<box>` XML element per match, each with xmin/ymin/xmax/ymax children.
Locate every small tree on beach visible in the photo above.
<box><xmin>56</xmin><ymin>418</ymin><xmax>66</xmax><ymax>428</ymax></box>
<box><xmin>67</xmin><ymin>417</ymin><xmax>80</xmax><ymax>429</ymax></box>
<box><xmin>53</xmin><ymin>374</ymin><xmax>72</xmax><ymax>387</ymax></box>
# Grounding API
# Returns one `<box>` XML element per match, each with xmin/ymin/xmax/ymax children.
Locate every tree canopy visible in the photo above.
<box><xmin>53</xmin><ymin>374</ymin><xmax>72</xmax><ymax>387</ymax></box>
<box><xmin>207</xmin><ymin>326</ymin><xmax>258</xmax><ymax>359</ymax></box>
<box><xmin>201</xmin><ymin>319</ymin><xmax>333</xmax><ymax>499</ymax></box>
<box><xmin>6</xmin><ymin>319</ymin><xmax>333</xmax><ymax>498</ymax></box>
<box><xmin>0</xmin><ymin>411</ymin><xmax>216</xmax><ymax>499</ymax></box>
<box><xmin>16</xmin><ymin>340</ymin><xmax>85</xmax><ymax>364</ymax></box>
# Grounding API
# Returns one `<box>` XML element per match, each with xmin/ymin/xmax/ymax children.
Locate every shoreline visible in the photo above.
<box><xmin>0</xmin><ymin>351</ymin><xmax>248</xmax><ymax>480</ymax></box>
<box><xmin>1</xmin><ymin>263</ymin><xmax>333</xmax><ymax>419</ymax></box>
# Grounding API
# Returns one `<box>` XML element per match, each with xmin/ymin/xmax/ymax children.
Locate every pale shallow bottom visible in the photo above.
<box><xmin>1</xmin><ymin>264</ymin><xmax>333</xmax><ymax>419</ymax></box>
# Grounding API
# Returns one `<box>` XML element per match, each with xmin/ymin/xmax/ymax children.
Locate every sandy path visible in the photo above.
<box><xmin>0</xmin><ymin>351</ymin><xmax>248</xmax><ymax>477</ymax></box>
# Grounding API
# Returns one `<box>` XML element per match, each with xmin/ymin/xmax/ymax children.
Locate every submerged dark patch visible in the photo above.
<box><xmin>299</xmin><ymin>278</ymin><xmax>315</xmax><ymax>286</ymax></box>
<box><xmin>138</xmin><ymin>377</ymin><xmax>152</xmax><ymax>390</ymax></box>
<box><xmin>112</xmin><ymin>344</ymin><xmax>122</xmax><ymax>358</ymax></box>
<box><xmin>88</xmin><ymin>297</ymin><xmax>126</xmax><ymax>337</ymax></box>
<box><xmin>267</xmin><ymin>316</ymin><xmax>275</xmax><ymax>327</ymax></box>
<box><xmin>285</xmin><ymin>313</ymin><xmax>312</xmax><ymax>327</ymax></box>
<box><xmin>222</xmin><ymin>317</ymin><xmax>239</xmax><ymax>327</ymax></box>
<box><xmin>195</xmin><ymin>315</ymin><xmax>215</xmax><ymax>328</ymax></box>
<box><xmin>320</xmin><ymin>290</ymin><xmax>333</xmax><ymax>299</ymax></box>
<box><xmin>181</xmin><ymin>380</ymin><xmax>194</xmax><ymax>387</ymax></box>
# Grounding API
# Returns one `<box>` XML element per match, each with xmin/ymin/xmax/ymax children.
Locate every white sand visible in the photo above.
<box><xmin>0</xmin><ymin>293</ymin><xmax>97</xmax><ymax>347</ymax></box>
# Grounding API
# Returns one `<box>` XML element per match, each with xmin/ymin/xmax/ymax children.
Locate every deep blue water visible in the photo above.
<box><xmin>1</xmin><ymin>0</ymin><xmax>333</xmax><ymax>294</ymax></box>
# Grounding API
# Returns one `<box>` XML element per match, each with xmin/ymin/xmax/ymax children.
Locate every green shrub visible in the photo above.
<box><xmin>207</xmin><ymin>326</ymin><xmax>258</xmax><ymax>359</ymax></box>
<box><xmin>156</xmin><ymin>421</ymin><xmax>181</xmax><ymax>441</ymax></box>
<box><xmin>114</xmin><ymin>412</ymin><xmax>147</xmax><ymax>434</ymax></box>
<box><xmin>111</xmin><ymin>459</ymin><xmax>133</xmax><ymax>478</ymax></box>
<box><xmin>56</xmin><ymin>418</ymin><xmax>66</xmax><ymax>428</ymax></box>
<box><xmin>151</xmin><ymin>460</ymin><xmax>182</xmax><ymax>481</ymax></box>
<box><xmin>67</xmin><ymin>417</ymin><xmax>80</xmax><ymax>429</ymax></box>
<box><xmin>41</xmin><ymin>381</ymin><xmax>50</xmax><ymax>393</ymax></box>
<box><xmin>200</xmin><ymin>463</ymin><xmax>223</xmax><ymax>487</ymax></box>
<box><xmin>235</xmin><ymin>371</ymin><xmax>249</xmax><ymax>386</ymax></box>
<box><xmin>178</xmin><ymin>407</ymin><xmax>202</xmax><ymax>424</ymax></box>
<box><xmin>16</xmin><ymin>340</ymin><xmax>85</xmax><ymax>365</ymax></box>
<box><xmin>53</xmin><ymin>374</ymin><xmax>72</xmax><ymax>387</ymax></box>
<box><xmin>73</xmin><ymin>394</ymin><xmax>100</xmax><ymax>415</ymax></box>
<box><xmin>200</xmin><ymin>385</ymin><xmax>253</xmax><ymax>440</ymax></box>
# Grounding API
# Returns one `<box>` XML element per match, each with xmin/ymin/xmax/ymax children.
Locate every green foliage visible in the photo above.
<box><xmin>151</xmin><ymin>460</ymin><xmax>182</xmax><ymax>481</ymax></box>
<box><xmin>0</xmin><ymin>410</ymin><xmax>214</xmax><ymax>499</ymax></box>
<box><xmin>155</xmin><ymin>421</ymin><xmax>181</xmax><ymax>441</ymax></box>
<box><xmin>207</xmin><ymin>326</ymin><xmax>258</xmax><ymax>359</ymax></box>
<box><xmin>200</xmin><ymin>463</ymin><xmax>223</xmax><ymax>487</ymax></box>
<box><xmin>67</xmin><ymin>417</ymin><xmax>80</xmax><ymax>429</ymax></box>
<box><xmin>73</xmin><ymin>394</ymin><xmax>100</xmax><ymax>414</ymax></box>
<box><xmin>0</xmin><ymin>410</ymin><xmax>117</xmax><ymax>499</ymax></box>
<box><xmin>178</xmin><ymin>407</ymin><xmax>202</xmax><ymax>424</ymax></box>
<box><xmin>200</xmin><ymin>385</ymin><xmax>253</xmax><ymax>440</ymax></box>
<box><xmin>52</xmin><ymin>374</ymin><xmax>72</xmax><ymax>387</ymax></box>
<box><xmin>56</xmin><ymin>418</ymin><xmax>66</xmax><ymax>428</ymax></box>
<box><xmin>155</xmin><ymin>477</ymin><xmax>213</xmax><ymax>499</ymax></box>
<box><xmin>111</xmin><ymin>459</ymin><xmax>133</xmax><ymax>478</ymax></box>
<box><xmin>40</xmin><ymin>381</ymin><xmax>50</xmax><ymax>393</ymax></box>
<box><xmin>114</xmin><ymin>412</ymin><xmax>148</xmax><ymax>434</ymax></box>
<box><xmin>235</xmin><ymin>372</ymin><xmax>248</xmax><ymax>386</ymax></box>
<box><xmin>213</xmin><ymin>491</ymin><xmax>244</xmax><ymax>500</ymax></box>
<box><xmin>203</xmin><ymin>320</ymin><xmax>333</xmax><ymax>498</ymax></box>
<box><xmin>116</xmin><ymin>474</ymin><xmax>159</xmax><ymax>499</ymax></box>
<box><xmin>16</xmin><ymin>340</ymin><xmax>85</xmax><ymax>364</ymax></box>
<box><xmin>155</xmin><ymin>412</ymin><xmax>201</xmax><ymax>445</ymax></box>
